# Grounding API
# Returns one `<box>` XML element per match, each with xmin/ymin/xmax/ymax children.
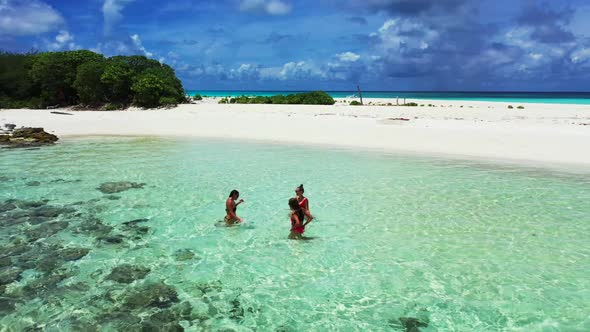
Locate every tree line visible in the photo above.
<box><xmin>0</xmin><ymin>50</ymin><xmax>186</xmax><ymax>109</ymax></box>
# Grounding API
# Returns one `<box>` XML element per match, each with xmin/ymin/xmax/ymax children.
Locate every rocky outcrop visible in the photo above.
<box><xmin>0</xmin><ymin>126</ymin><xmax>58</xmax><ymax>148</ymax></box>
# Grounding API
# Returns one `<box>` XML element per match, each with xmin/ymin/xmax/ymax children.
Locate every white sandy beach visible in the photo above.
<box><xmin>2</xmin><ymin>98</ymin><xmax>590</xmax><ymax>171</ymax></box>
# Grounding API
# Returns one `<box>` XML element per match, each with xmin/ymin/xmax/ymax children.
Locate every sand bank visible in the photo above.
<box><xmin>2</xmin><ymin>98</ymin><xmax>590</xmax><ymax>171</ymax></box>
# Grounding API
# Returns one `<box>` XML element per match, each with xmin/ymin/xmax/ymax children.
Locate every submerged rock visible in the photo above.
<box><xmin>26</xmin><ymin>181</ymin><xmax>41</xmax><ymax>187</ymax></box>
<box><xmin>97</xmin><ymin>182</ymin><xmax>145</xmax><ymax>194</ymax></box>
<box><xmin>58</xmin><ymin>248</ymin><xmax>90</xmax><ymax>261</ymax></box>
<box><xmin>123</xmin><ymin>282</ymin><xmax>179</xmax><ymax>309</ymax></box>
<box><xmin>395</xmin><ymin>317</ymin><xmax>429</xmax><ymax>332</ymax></box>
<box><xmin>104</xmin><ymin>195</ymin><xmax>121</xmax><ymax>200</ymax></box>
<box><xmin>97</xmin><ymin>234</ymin><xmax>125</xmax><ymax>244</ymax></box>
<box><xmin>0</xmin><ymin>267</ymin><xmax>23</xmax><ymax>285</ymax></box>
<box><xmin>25</xmin><ymin>221</ymin><xmax>69</xmax><ymax>241</ymax></box>
<box><xmin>106</xmin><ymin>264</ymin><xmax>150</xmax><ymax>284</ymax></box>
<box><xmin>0</xmin><ymin>297</ymin><xmax>18</xmax><ymax>314</ymax></box>
<box><xmin>0</xmin><ymin>202</ymin><xmax>17</xmax><ymax>213</ymax></box>
<box><xmin>35</xmin><ymin>257</ymin><xmax>62</xmax><ymax>273</ymax></box>
<box><xmin>0</xmin><ymin>257</ymin><xmax>12</xmax><ymax>268</ymax></box>
<box><xmin>76</xmin><ymin>218</ymin><xmax>113</xmax><ymax>237</ymax></box>
<box><xmin>14</xmin><ymin>200</ymin><xmax>48</xmax><ymax>209</ymax></box>
<box><xmin>122</xmin><ymin>218</ymin><xmax>149</xmax><ymax>227</ymax></box>
<box><xmin>22</xmin><ymin>269</ymin><xmax>73</xmax><ymax>297</ymax></box>
<box><xmin>31</xmin><ymin>205</ymin><xmax>73</xmax><ymax>218</ymax></box>
<box><xmin>173</xmin><ymin>249</ymin><xmax>196</xmax><ymax>261</ymax></box>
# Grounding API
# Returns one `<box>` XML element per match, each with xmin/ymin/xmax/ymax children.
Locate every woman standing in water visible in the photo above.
<box><xmin>288</xmin><ymin>197</ymin><xmax>313</xmax><ymax>239</ymax></box>
<box><xmin>295</xmin><ymin>184</ymin><xmax>309</xmax><ymax>212</ymax></box>
<box><xmin>225</xmin><ymin>190</ymin><xmax>244</xmax><ymax>225</ymax></box>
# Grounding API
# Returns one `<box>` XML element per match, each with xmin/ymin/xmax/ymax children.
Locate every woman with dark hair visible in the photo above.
<box><xmin>288</xmin><ymin>197</ymin><xmax>313</xmax><ymax>239</ymax></box>
<box><xmin>295</xmin><ymin>184</ymin><xmax>309</xmax><ymax>212</ymax></box>
<box><xmin>225</xmin><ymin>189</ymin><xmax>244</xmax><ymax>225</ymax></box>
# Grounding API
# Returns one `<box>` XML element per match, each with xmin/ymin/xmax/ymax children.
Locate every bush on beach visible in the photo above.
<box><xmin>225</xmin><ymin>91</ymin><xmax>335</xmax><ymax>105</ymax></box>
<box><xmin>0</xmin><ymin>51</ymin><xmax>185</xmax><ymax>109</ymax></box>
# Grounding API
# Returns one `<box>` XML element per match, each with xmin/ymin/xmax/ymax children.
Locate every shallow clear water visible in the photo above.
<box><xmin>1</xmin><ymin>138</ymin><xmax>590</xmax><ymax>331</ymax></box>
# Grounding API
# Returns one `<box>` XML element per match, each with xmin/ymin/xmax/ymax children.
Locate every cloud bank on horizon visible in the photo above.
<box><xmin>1</xmin><ymin>0</ymin><xmax>590</xmax><ymax>91</ymax></box>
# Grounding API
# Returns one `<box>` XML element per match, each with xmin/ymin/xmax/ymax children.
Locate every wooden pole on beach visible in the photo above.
<box><xmin>357</xmin><ymin>85</ymin><xmax>363</xmax><ymax>105</ymax></box>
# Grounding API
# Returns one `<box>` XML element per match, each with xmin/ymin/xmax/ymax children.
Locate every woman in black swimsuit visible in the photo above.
<box><xmin>225</xmin><ymin>189</ymin><xmax>244</xmax><ymax>225</ymax></box>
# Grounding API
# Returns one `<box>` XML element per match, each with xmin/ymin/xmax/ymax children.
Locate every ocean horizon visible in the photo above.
<box><xmin>186</xmin><ymin>90</ymin><xmax>590</xmax><ymax>105</ymax></box>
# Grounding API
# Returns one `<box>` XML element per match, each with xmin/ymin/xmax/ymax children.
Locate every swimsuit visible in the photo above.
<box><xmin>298</xmin><ymin>197</ymin><xmax>308</xmax><ymax>210</ymax></box>
<box><xmin>291</xmin><ymin>209</ymin><xmax>305</xmax><ymax>234</ymax></box>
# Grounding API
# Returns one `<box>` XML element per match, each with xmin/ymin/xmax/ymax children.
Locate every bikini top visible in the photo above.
<box><xmin>298</xmin><ymin>197</ymin><xmax>308</xmax><ymax>208</ymax></box>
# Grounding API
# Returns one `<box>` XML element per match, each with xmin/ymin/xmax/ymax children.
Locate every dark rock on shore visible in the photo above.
<box><xmin>106</xmin><ymin>264</ymin><xmax>150</xmax><ymax>284</ymax></box>
<box><xmin>12</xmin><ymin>127</ymin><xmax>58</xmax><ymax>142</ymax></box>
<box><xmin>97</xmin><ymin>182</ymin><xmax>145</xmax><ymax>194</ymax></box>
<box><xmin>123</xmin><ymin>282</ymin><xmax>179</xmax><ymax>309</ymax></box>
<box><xmin>1</xmin><ymin>127</ymin><xmax>58</xmax><ymax>148</ymax></box>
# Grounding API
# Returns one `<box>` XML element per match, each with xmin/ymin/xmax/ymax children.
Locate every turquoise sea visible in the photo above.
<box><xmin>186</xmin><ymin>90</ymin><xmax>590</xmax><ymax>105</ymax></box>
<box><xmin>1</xmin><ymin>137</ymin><xmax>590</xmax><ymax>331</ymax></box>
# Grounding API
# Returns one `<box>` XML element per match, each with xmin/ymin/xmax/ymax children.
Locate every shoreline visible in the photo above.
<box><xmin>2</xmin><ymin>99</ymin><xmax>590</xmax><ymax>173</ymax></box>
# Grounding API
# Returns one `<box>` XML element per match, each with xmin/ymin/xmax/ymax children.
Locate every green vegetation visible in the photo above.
<box><xmin>0</xmin><ymin>51</ymin><xmax>185</xmax><ymax>109</ymax></box>
<box><xmin>517</xmin><ymin>105</ymin><xmax>525</xmax><ymax>109</ymax></box>
<box><xmin>227</xmin><ymin>91</ymin><xmax>335</xmax><ymax>105</ymax></box>
<box><xmin>350</xmin><ymin>100</ymin><xmax>362</xmax><ymax>106</ymax></box>
<box><xmin>192</xmin><ymin>94</ymin><xmax>203</xmax><ymax>101</ymax></box>
<box><xmin>402</xmin><ymin>102</ymin><xmax>418</xmax><ymax>107</ymax></box>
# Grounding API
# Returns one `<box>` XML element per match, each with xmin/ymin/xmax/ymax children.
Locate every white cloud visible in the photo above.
<box><xmin>230</xmin><ymin>63</ymin><xmax>261</xmax><ymax>80</ymax></box>
<box><xmin>571</xmin><ymin>48</ymin><xmax>590</xmax><ymax>64</ymax></box>
<box><xmin>374</xmin><ymin>18</ymin><xmax>439</xmax><ymax>54</ymax></box>
<box><xmin>102</xmin><ymin>0</ymin><xmax>134</xmax><ymax>35</ymax></box>
<box><xmin>47</xmin><ymin>30</ymin><xmax>80</xmax><ymax>51</ymax></box>
<box><xmin>239</xmin><ymin>0</ymin><xmax>291</xmax><ymax>15</ymax></box>
<box><xmin>130</xmin><ymin>34</ymin><xmax>153</xmax><ymax>58</ymax></box>
<box><xmin>336</xmin><ymin>52</ymin><xmax>360</xmax><ymax>62</ymax></box>
<box><xmin>0</xmin><ymin>0</ymin><xmax>63</xmax><ymax>36</ymax></box>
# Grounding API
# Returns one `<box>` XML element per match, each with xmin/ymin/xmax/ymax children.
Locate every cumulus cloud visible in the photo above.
<box><xmin>130</xmin><ymin>34</ymin><xmax>156</xmax><ymax>59</ymax></box>
<box><xmin>336</xmin><ymin>52</ymin><xmax>360</xmax><ymax>62</ymax></box>
<box><xmin>102</xmin><ymin>0</ymin><xmax>134</xmax><ymax>35</ymax></box>
<box><xmin>239</xmin><ymin>0</ymin><xmax>292</xmax><ymax>15</ymax></box>
<box><xmin>47</xmin><ymin>30</ymin><xmax>80</xmax><ymax>51</ymax></box>
<box><xmin>0</xmin><ymin>0</ymin><xmax>63</xmax><ymax>36</ymax></box>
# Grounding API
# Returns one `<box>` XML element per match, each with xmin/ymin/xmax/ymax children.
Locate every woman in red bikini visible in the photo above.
<box><xmin>288</xmin><ymin>198</ymin><xmax>313</xmax><ymax>239</ymax></box>
<box><xmin>295</xmin><ymin>184</ymin><xmax>309</xmax><ymax>212</ymax></box>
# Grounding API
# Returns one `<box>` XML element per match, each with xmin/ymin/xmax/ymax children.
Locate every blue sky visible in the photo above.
<box><xmin>1</xmin><ymin>0</ymin><xmax>590</xmax><ymax>91</ymax></box>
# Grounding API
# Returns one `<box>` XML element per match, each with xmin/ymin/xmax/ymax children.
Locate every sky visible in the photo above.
<box><xmin>1</xmin><ymin>0</ymin><xmax>590</xmax><ymax>91</ymax></box>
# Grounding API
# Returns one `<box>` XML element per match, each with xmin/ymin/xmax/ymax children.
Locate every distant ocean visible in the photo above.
<box><xmin>185</xmin><ymin>90</ymin><xmax>590</xmax><ymax>105</ymax></box>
